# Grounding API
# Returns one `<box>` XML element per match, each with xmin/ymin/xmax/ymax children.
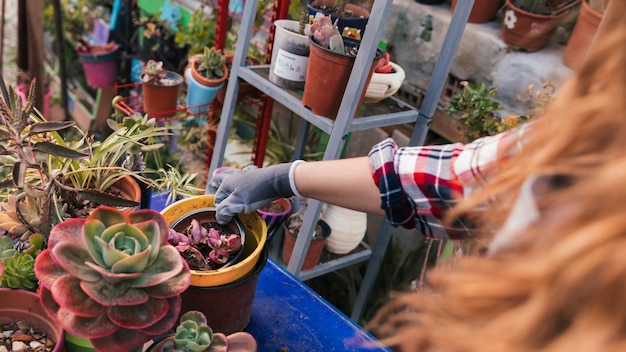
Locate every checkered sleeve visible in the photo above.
<box><xmin>369</xmin><ymin>130</ymin><xmax>519</xmax><ymax>239</ymax></box>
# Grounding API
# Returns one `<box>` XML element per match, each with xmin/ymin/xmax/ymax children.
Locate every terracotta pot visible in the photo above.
<box><xmin>142</xmin><ymin>71</ymin><xmax>184</xmax><ymax>117</ymax></box>
<box><xmin>451</xmin><ymin>0</ymin><xmax>504</xmax><ymax>23</ymax></box>
<box><xmin>302</xmin><ymin>36</ymin><xmax>382</xmax><ymax>119</ymax></box>
<box><xmin>113</xmin><ymin>175</ymin><xmax>142</xmax><ymax>212</ymax></box>
<box><xmin>501</xmin><ymin>0</ymin><xmax>571</xmax><ymax>52</ymax></box>
<box><xmin>0</xmin><ymin>288</ymin><xmax>65</xmax><ymax>352</ymax></box>
<box><xmin>282</xmin><ymin>219</ymin><xmax>331</xmax><ymax>270</ymax></box>
<box><xmin>563</xmin><ymin>0</ymin><xmax>603</xmax><ymax>71</ymax></box>
<box><xmin>190</xmin><ymin>56</ymin><xmax>229</xmax><ymax>88</ymax></box>
<box><xmin>179</xmin><ymin>247</ymin><xmax>268</xmax><ymax>335</ymax></box>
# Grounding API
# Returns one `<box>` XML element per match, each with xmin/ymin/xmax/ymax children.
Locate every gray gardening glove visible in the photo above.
<box><xmin>208</xmin><ymin>162</ymin><xmax>302</xmax><ymax>224</ymax></box>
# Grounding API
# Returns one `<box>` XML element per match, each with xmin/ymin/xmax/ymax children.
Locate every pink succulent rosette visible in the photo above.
<box><xmin>34</xmin><ymin>206</ymin><xmax>191</xmax><ymax>352</ymax></box>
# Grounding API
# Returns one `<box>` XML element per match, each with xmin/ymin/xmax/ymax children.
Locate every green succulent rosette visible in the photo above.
<box><xmin>34</xmin><ymin>206</ymin><xmax>191</xmax><ymax>352</ymax></box>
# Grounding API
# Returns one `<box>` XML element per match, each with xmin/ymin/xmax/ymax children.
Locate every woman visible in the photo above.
<box><xmin>210</xmin><ymin>0</ymin><xmax>626</xmax><ymax>349</ymax></box>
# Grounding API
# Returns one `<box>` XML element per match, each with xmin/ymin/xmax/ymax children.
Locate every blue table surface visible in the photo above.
<box><xmin>245</xmin><ymin>258</ymin><xmax>391</xmax><ymax>352</ymax></box>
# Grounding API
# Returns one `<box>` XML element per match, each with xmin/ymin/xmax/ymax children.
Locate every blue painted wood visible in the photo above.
<box><xmin>245</xmin><ymin>258</ymin><xmax>391</xmax><ymax>351</ymax></box>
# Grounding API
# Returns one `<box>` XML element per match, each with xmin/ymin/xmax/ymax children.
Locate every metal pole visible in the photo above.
<box><xmin>52</xmin><ymin>0</ymin><xmax>69</xmax><ymax>120</ymax></box>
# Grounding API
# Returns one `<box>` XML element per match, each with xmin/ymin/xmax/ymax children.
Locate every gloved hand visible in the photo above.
<box><xmin>208</xmin><ymin>162</ymin><xmax>302</xmax><ymax>224</ymax></box>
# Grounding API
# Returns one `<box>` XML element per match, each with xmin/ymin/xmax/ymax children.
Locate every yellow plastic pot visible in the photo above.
<box><xmin>161</xmin><ymin>195</ymin><xmax>267</xmax><ymax>286</ymax></box>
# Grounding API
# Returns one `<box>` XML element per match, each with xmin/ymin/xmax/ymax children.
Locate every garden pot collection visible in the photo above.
<box><xmin>142</xmin><ymin>71</ymin><xmax>184</xmax><ymax>117</ymax></box>
<box><xmin>282</xmin><ymin>219</ymin><xmax>331</xmax><ymax>270</ymax></box>
<box><xmin>563</xmin><ymin>0</ymin><xmax>603</xmax><ymax>71</ymax></box>
<box><xmin>302</xmin><ymin>36</ymin><xmax>382</xmax><ymax>119</ymax></box>
<box><xmin>160</xmin><ymin>195</ymin><xmax>268</xmax><ymax>334</ymax></box>
<box><xmin>501</xmin><ymin>0</ymin><xmax>571</xmax><ymax>52</ymax></box>
<box><xmin>269</xmin><ymin>20</ymin><xmax>311</xmax><ymax>90</ymax></box>
<box><xmin>77</xmin><ymin>43</ymin><xmax>119</xmax><ymax>89</ymax></box>
<box><xmin>0</xmin><ymin>288</ymin><xmax>65</xmax><ymax>352</ymax></box>
<box><xmin>451</xmin><ymin>0</ymin><xmax>504</xmax><ymax>23</ymax></box>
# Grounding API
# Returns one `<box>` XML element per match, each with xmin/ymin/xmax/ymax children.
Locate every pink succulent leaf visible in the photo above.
<box><xmin>189</xmin><ymin>219</ymin><xmax>207</xmax><ymax>244</ymax></box>
<box><xmin>124</xmin><ymin>245</ymin><xmax>187</xmax><ymax>288</ymax></box>
<box><xmin>50</xmin><ymin>274</ymin><xmax>106</xmax><ymax>317</ymax></box>
<box><xmin>33</xmin><ymin>249</ymin><xmax>70</xmax><ymax>290</ymax></box>
<box><xmin>86</xmin><ymin>206</ymin><xmax>128</xmax><ymax>230</ymax></box>
<box><xmin>176</xmin><ymin>244</ymin><xmax>189</xmax><ymax>252</ymax></box>
<box><xmin>209</xmin><ymin>249</ymin><xmax>229</xmax><ymax>264</ymax></box>
<box><xmin>180</xmin><ymin>310</ymin><xmax>209</xmax><ymax>326</ymax></box>
<box><xmin>91</xmin><ymin>327</ymin><xmax>152</xmax><ymax>352</ymax></box>
<box><xmin>81</xmin><ymin>279</ymin><xmax>148</xmax><ymax>307</ymax></box>
<box><xmin>38</xmin><ymin>287</ymin><xmax>61</xmax><ymax>324</ymax></box>
<box><xmin>108</xmin><ymin>296</ymin><xmax>169</xmax><ymax>329</ymax></box>
<box><xmin>208</xmin><ymin>227</ymin><xmax>220</xmax><ymax>241</ymax></box>
<box><xmin>56</xmin><ymin>306</ymin><xmax>118</xmax><ymax>339</ymax></box>
<box><xmin>207</xmin><ymin>236</ymin><xmax>222</xmax><ymax>249</ymax></box>
<box><xmin>208</xmin><ymin>333</ymin><xmax>228</xmax><ymax>352</ymax></box>
<box><xmin>223</xmin><ymin>332</ymin><xmax>258</xmax><ymax>352</ymax></box>
<box><xmin>47</xmin><ymin>218</ymin><xmax>85</xmax><ymax>249</ymax></box>
<box><xmin>168</xmin><ymin>228</ymin><xmax>190</xmax><ymax>246</ymax></box>
<box><xmin>142</xmin><ymin>261</ymin><xmax>191</xmax><ymax>298</ymax></box>
<box><xmin>50</xmin><ymin>242</ymin><xmax>101</xmax><ymax>282</ymax></box>
<box><xmin>139</xmin><ymin>296</ymin><xmax>182</xmax><ymax>336</ymax></box>
<box><xmin>227</xmin><ymin>235</ymin><xmax>242</xmax><ymax>251</ymax></box>
<box><xmin>128</xmin><ymin>209</ymin><xmax>171</xmax><ymax>246</ymax></box>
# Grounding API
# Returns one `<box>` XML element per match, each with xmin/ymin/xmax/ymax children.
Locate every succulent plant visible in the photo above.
<box><xmin>155</xmin><ymin>310</ymin><xmax>257</xmax><ymax>352</ymax></box>
<box><xmin>142</xmin><ymin>59</ymin><xmax>168</xmax><ymax>85</ymax></box>
<box><xmin>195</xmin><ymin>47</ymin><xmax>226</xmax><ymax>80</ymax></box>
<box><xmin>310</xmin><ymin>12</ymin><xmax>344</xmax><ymax>54</ymax></box>
<box><xmin>34</xmin><ymin>206</ymin><xmax>192</xmax><ymax>352</ymax></box>
<box><xmin>167</xmin><ymin>218</ymin><xmax>242</xmax><ymax>271</ymax></box>
<box><xmin>0</xmin><ymin>233</ymin><xmax>43</xmax><ymax>291</ymax></box>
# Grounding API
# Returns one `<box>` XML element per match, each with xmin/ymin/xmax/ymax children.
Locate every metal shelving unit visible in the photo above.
<box><xmin>208</xmin><ymin>0</ymin><xmax>474</xmax><ymax>322</ymax></box>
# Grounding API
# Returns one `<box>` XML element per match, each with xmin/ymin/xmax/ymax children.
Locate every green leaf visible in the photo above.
<box><xmin>27</xmin><ymin>120</ymin><xmax>76</xmax><ymax>135</ymax></box>
<box><xmin>33</xmin><ymin>141</ymin><xmax>90</xmax><ymax>159</ymax></box>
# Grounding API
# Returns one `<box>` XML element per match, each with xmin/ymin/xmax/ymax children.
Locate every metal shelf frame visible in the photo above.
<box><xmin>208</xmin><ymin>0</ymin><xmax>474</xmax><ymax>322</ymax></box>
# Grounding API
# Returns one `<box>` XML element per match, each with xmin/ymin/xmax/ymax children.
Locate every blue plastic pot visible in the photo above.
<box><xmin>185</xmin><ymin>68</ymin><xmax>224</xmax><ymax>114</ymax></box>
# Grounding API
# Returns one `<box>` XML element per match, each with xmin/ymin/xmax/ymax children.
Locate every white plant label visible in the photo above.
<box><xmin>273</xmin><ymin>49</ymin><xmax>308</xmax><ymax>82</ymax></box>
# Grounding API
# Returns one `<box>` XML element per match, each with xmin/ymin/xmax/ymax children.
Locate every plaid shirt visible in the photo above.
<box><xmin>368</xmin><ymin>128</ymin><xmax>525</xmax><ymax>239</ymax></box>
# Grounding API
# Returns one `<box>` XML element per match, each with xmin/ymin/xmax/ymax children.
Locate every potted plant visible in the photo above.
<box><xmin>76</xmin><ymin>40</ymin><xmax>120</xmax><ymax>89</ymax></box>
<box><xmin>0</xmin><ymin>79</ymin><xmax>203</xmax><ymax>284</ymax></box>
<box><xmin>141</xmin><ymin>59</ymin><xmax>184</xmax><ymax>117</ymax></box>
<box><xmin>186</xmin><ymin>46</ymin><xmax>229</xmax><ymax>114</ymax></box>
<box><xmin>257</xmin><ymin>198</ymin><xmax>293</xmax><ymax>240</ymax></box>
<box><xmin>451</xmin><ymin>0</ymin><xmax>504</xmax><ymax>23</ymax></box>
<box><xmin>146</xmin><ymin>310</ymin><xmax>257</xmax><ymax>351</ymax></box>
<box><xmin>160</xmin><ymin>195</ymin><xmax>268</xmax><ymax>334</ymax></box>
<box><xmin>282</xmin><ymin>201</ymin><xmax>331</xmax><ymax>270</ymax></box>
<box><xmin>446</xmin><ymin>81</ymin><xmax>529</xmax><ymax>141</ymax></box>
<box><xmin>563</xmin><ymin>0</ymin><xmax>605</xmax><ymax>70</ymax></box>
<box><xmin>33</xmin><ymin>206</ymin><xmax>192</xmax><ymax>352</ymax></box>
<box><xmin>501</xmin><ymin>0</ymin><xmax>582</xmax><ymax>52</ymax></box>
<box><xmin>269</xmin><ymin>0</ymin><xmax>312</xmax><ymax>90</ymax></box>
<box><xmin>0</xmin><ymin>288</ymin><xmax>65</xmax><ymax>352</ymax></box>
<box><xmin>363</xmin><ymin>50</ymin><xmax>406</xmax><ymax>104</ymax></box>
<box><xmin>307</xmin><ymin>0</ymin><xmax>371</xmax><ymax>36</ymax></box>
<box><xmin>301</xmin><ymin>12</ymin><xmax>382</xmax><ymax>119</ymax></box>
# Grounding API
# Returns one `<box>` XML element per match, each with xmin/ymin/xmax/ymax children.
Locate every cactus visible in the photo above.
<box><xmin>34</xmin><ymin>206</ymin><xmax>192</xmax><ymax>352</ymax></box>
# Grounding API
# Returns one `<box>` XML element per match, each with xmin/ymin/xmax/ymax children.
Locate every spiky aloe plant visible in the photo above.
<box><xmin>156</xmin><ymin>310</ymin><xmax>257</xmax><ymax>352</ymax></box>
<box><xmin>34</xmin><ymin>206</ymin><xmax>192</xmax><ymax>352</ymax></box>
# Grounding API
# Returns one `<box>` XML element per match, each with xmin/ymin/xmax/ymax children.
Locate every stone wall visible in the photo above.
<box><xmin>381</xmin><ymin>0</ymin><xmax>574</xmax><ymax>116</ymax></box>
